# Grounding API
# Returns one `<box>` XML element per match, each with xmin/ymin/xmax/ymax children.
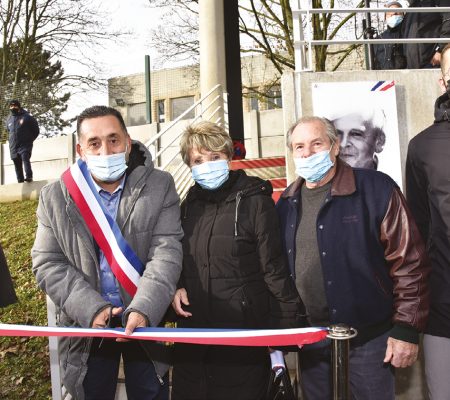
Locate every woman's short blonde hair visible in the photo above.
<box><xmin>180</xmin><ymin>121</ymin><xmax>234</xmax><ymax>165</ymax></box>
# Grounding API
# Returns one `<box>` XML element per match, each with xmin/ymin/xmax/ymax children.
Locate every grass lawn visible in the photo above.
<box><xmin>0</xmin><ymin>199</ymin><xmax>51</xmax><ymax>399</ymax></box>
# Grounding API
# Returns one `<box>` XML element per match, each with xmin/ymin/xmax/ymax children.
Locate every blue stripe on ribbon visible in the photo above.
<box><xmin>371</xmin><ymin>81</ymin><xmax>384</xmax><ymax>91</ymax></box>
<box><xmin>77</xmin><ymin>159</ymin><xmax>144</xmax><ymax>275</ymax></box>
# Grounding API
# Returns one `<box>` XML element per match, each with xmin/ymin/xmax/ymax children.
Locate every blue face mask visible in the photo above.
<box><xmin>85</xmin><ymin>147</ymin><xmax>128</xmax><ymax>183</ymax></box>
<box><xmin>294</xmin><ymin>147</ymin><xmax>334</xmax><ymax>183</ymax></box>
<box><xmin>191</xmin><ymin>159</ymin><xmax>229</xmax><ymax>190</ymax></box>
<box><xmin>386</xmin><ymin>15</ymin><xmax>403</xmax><ymax>29</ymax></box>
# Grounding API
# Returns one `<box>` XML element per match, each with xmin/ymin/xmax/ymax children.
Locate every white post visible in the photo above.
<box><xmin>199</xmin><ymin>0</ymin><xmax>227</xmax><ymax>123</ymax></box>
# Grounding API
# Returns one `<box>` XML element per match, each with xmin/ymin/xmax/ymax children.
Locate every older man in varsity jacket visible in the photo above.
<box><xmin>277</xmin><ymin>116</ymin><xmax>430</xmax><ymax>400</ymax></box>
<box><xmin>32</xmin><ymin>105</ymin><xmax>183</xmax><ymax>400</ymax></box>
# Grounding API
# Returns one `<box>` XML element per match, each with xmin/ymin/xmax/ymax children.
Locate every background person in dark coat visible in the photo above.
<box><xmin>406</xmin><ymin>43</ymin><xmax>450</xmax><ymax>399</ymax></box>
<box><xmin>401</xmin><ymin>0</ymin><xmax>450</xmax><ymax>68</ymax></box>
<box><xmin>374</xmin><ymin>1</ymin><xmax>407</xmax><ymax>70</ymax></box>
<box><xmin>6</xmin><ymin>99</ymin><xmax>40</xmax><ymax>183</ymax></box>
<box><xmin>0</xmin><ymin>243</ymin><xmax>17</xmax><ymax>308</ymax></box>
<box><xmin>170</xmin><ymin>121</ymin><xmax>304</xmax><ymax>400</ymax></box>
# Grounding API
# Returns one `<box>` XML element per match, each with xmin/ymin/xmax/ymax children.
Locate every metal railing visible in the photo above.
<box><xmin>145</xmin><ymin>84</ymin><xmax>228</xmax><ymax>200</ymax></box>
<box><xmin>292</xmin><ymin>0</ymin><xmax>450</xmax><ymax>71</ymax></box>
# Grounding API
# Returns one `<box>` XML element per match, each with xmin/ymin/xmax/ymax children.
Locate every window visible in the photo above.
<box><xmin>266</xmin><ymin>86</ymin><xmax>282</xmax><ymax>110</ymax></box>
<box><xmin>171</xmin><ymin>96</ymin><xmax>195</xmax><ymax>120</ymax></box>
<box><xmin>250</xmin><ymin>94</ymin><xmax>259</xmax><ymax>111</ymax></box>
<box><xmin>128</xmin><ymin>102</ymin><xmax>147</xmax><ymax>126</ymax></box>
<box><xmin>156</xmin><ymin>99</ymin><xmax>165</xmax><ymax>123</ymax></box>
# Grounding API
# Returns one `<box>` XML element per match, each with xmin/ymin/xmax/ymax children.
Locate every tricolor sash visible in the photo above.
<box><xmin>62</xmin><ymin>159</ymin><xmax>144</xmax><ymax>297</ymax></box>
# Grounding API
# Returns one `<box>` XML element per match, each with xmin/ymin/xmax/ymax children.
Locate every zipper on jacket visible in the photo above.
<box><xmin>157</xmin><ymin>374</ymin><xmax>164</xmax><ymax>385</ymax></box>
<box><xmin>234</xmin><ymin>191</ymin><xmax>243</xmax><ymax>237</ymax></box>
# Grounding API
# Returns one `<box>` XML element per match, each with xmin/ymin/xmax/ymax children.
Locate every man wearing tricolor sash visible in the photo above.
<box><xmin>32</xmin><ymin>106</ymin><xmax>183</xmax><ymax>400</ymax></box>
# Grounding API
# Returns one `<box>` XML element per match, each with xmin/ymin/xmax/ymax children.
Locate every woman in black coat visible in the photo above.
<box><xmin>171</xmin><ymin>121</ymin><xmax>304</xmax><ymax>400</ymax></box>
<box><xmin>0</xmin><ymin>243</ymin><xmax>17</xmax><ymax>307</ymax></box>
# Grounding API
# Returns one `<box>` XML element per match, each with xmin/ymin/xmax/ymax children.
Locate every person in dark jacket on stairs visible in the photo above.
<box><xmin>401</xmin><ymin>0</ymin><xmax>450</xmax><ymax>68</ymax></box>
<box><xmin>406</xmin><ymin>43</ymin><xmax>450</xmax><ymax>399</ymax></box>
<box><xmin>373</xmin><ymin>1</ymin><xmax>407</xmax><ymax>70</ymax></box>
<box><xmin>170</xmin><ymin>121</ymin><xmax>305</xmax><ymax>400</ymax></box>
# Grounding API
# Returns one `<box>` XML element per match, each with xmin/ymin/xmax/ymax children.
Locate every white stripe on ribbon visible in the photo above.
<box><xmin>70</xmin><ymin>162</ymin><xmax>141</xmax><ymax>287</ymax></box>
<box><xmin>0</xmin><ymin>324</ymin><xmax>328</xmax><ymax>347</ymax></box>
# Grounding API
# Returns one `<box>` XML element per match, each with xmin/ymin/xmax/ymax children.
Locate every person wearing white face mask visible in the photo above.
<box><xmin>276</xmin><ymin>116</ymin><xmax>430</xmax><ymax>400</ymax></box>
<box><xmin>170</xmin><ymin>121</ymin><xmax>305</xmax><ymax>400</ymax></box>
<box><xmin>32</xmin><ymin>105</ymin><xmax>183</xmax><ymax>400</ymax></box>
<box><xmin>373</xmin><ymin>1</ymin><xmax>407</xmax><ymax>70</ymax></box>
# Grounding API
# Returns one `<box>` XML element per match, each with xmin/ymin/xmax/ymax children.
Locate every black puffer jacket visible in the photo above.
<box><xmin>178</xmin><ymin>169</ymin><xmax>304</xmax><ymax>330</ymax></box>
<box><xmin>406</xmin><ymin>92</ymin><xmax>450</xmax><ymax>337</ymax></box>
<box><xmin>401</xmin><ymin>0</ymin><xmax>450</xmax><ymax>69</ymax></box>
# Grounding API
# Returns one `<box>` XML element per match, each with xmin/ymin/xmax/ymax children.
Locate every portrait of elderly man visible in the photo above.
<box><xmin>332</xmin><ymin>109</ymin><xmax>387</xmax><ymax>170</ymax></box>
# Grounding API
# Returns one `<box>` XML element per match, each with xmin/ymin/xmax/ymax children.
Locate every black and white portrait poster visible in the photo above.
<box><xmin>312</xmin><ymin>81</ymin><xmax>402</xmax><ymax>189</ymax></box>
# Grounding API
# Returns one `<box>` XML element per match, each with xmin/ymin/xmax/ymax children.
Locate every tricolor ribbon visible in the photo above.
<box><xmin>62</xmin><ymin>159</ymin><xmax>144</xmax><ymax>297</ymax></box>
<box><xmin>0</xmin><ymin>324</ymin><xmax>328</xmax><ymax>347</ymax></box>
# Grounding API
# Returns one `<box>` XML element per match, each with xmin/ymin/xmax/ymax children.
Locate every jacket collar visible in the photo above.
<box><xmin>281</xmin><ymin>158</ymin><xmax>356</xmax><ymax>199</ymax></box>
<box><xmin>434</xmin><ymin>92</ymin><xmax>450</xmax><ymax>123</ymax></box>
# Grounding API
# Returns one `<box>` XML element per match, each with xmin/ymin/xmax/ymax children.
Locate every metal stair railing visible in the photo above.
<box><xmin>292</xmin><ymin>0</ymin><xmax>450</xmax><ymax>71</ymax></box>
<box><xmin>145</xmin><ymin>84</ymin><xmax>228</xmax><ymax>199</ymax></box>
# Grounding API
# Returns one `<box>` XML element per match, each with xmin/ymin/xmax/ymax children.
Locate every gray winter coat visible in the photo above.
<box><xmin>32</xmin><ymin>141</ymin><xmax>183</xmax><ymax>399</ymax></box>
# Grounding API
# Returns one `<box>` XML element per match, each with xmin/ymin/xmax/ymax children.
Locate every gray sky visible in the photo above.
<box><xmin>65</xmin><ymin>0</ymin><xmax>164</xmax><ymax>124</ymax></box>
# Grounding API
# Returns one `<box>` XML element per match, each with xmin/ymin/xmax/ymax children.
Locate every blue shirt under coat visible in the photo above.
<box><xmin>92</xmin><ymin>176</ymin><xmax>126</xmax><ymax>309</ymax></box>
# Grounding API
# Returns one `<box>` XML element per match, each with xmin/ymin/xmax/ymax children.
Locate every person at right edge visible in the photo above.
<box><xmin>406</xmin><ymin>43</ymin><xmax>450</xmax><ymax>400</ymax></box>
<box><xmin>401</xmin><ymin>0</ymin><xmax>450</xmax><ymax>68</ymax></box>
<box><xmin>277</xmin><ymin>116</ymin><xmax>430</xmax><ymax>400</ymax></box>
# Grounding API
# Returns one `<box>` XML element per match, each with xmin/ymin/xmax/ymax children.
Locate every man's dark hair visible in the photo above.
<box><xmin>76</xmin><ymin>105</ymin><xmax>128</xmax><ymax>139</ymax></box>
<box><xmin>9</xmin><ymin>99</ymin><xmax>21</xmax><ymax>108</ymax></box>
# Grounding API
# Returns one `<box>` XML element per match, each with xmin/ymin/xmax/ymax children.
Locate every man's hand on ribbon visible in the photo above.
<box><xmin>117</xmin><ymin>311</ymin><xmax>148</xmax><ymax>342</ymax></box>
<box><xmin>172</xmin><ymin>288</ymin><xmax>192</xmax><ymax>318</ymax></box>
<box><xmin>92</xmin><ymin>306</ymin><xmax>123</xmax><ymax>329</ymax></box>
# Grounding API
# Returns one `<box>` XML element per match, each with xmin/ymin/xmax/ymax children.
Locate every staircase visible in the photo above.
<box><xmin>230</xmin><ymin>156</ymin><xmax>286</xmax><ymax>203</ymax></box>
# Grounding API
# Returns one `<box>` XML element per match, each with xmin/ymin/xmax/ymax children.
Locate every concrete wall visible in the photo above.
<box><xmin>243</xmin><ymin>109</ymin><xmax>285</xmax><ymax>158</ymax></box>
<box><xmin>0</xmin><ymin>134</ymin><xmax>76</xmax><ymax>185</ymax></box>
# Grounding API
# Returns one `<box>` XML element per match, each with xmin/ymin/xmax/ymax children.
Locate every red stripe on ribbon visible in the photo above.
<box><xmin>0</xmin><ymin>324</ymin><xmax>328</xmax><ymax>347</ymax></box>
<box><xmin>62</xmin><ymin>169</ymin><xmax>137</xmax><ymax>296</ymax></box>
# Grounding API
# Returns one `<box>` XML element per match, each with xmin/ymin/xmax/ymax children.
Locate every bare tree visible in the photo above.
<box><xmin>0</xmin><ymin>0</ymin><xmax>126</xmax><ymax>138</ymax></box>
<box><xmin>147</xmin><ymin>0</ymin><xmax>199</xmax><ymax>67</ymax></box>
<box><xmin>147</xmin><ymin>0</ymin><xmax>365</xmax><ymax>73</ymax></box>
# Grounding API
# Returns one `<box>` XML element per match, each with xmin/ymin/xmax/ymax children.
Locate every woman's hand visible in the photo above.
<box><xmin>172</xmin><ymin>288</ymin><xmax>192</xmax><ymax>318</ymax></box>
